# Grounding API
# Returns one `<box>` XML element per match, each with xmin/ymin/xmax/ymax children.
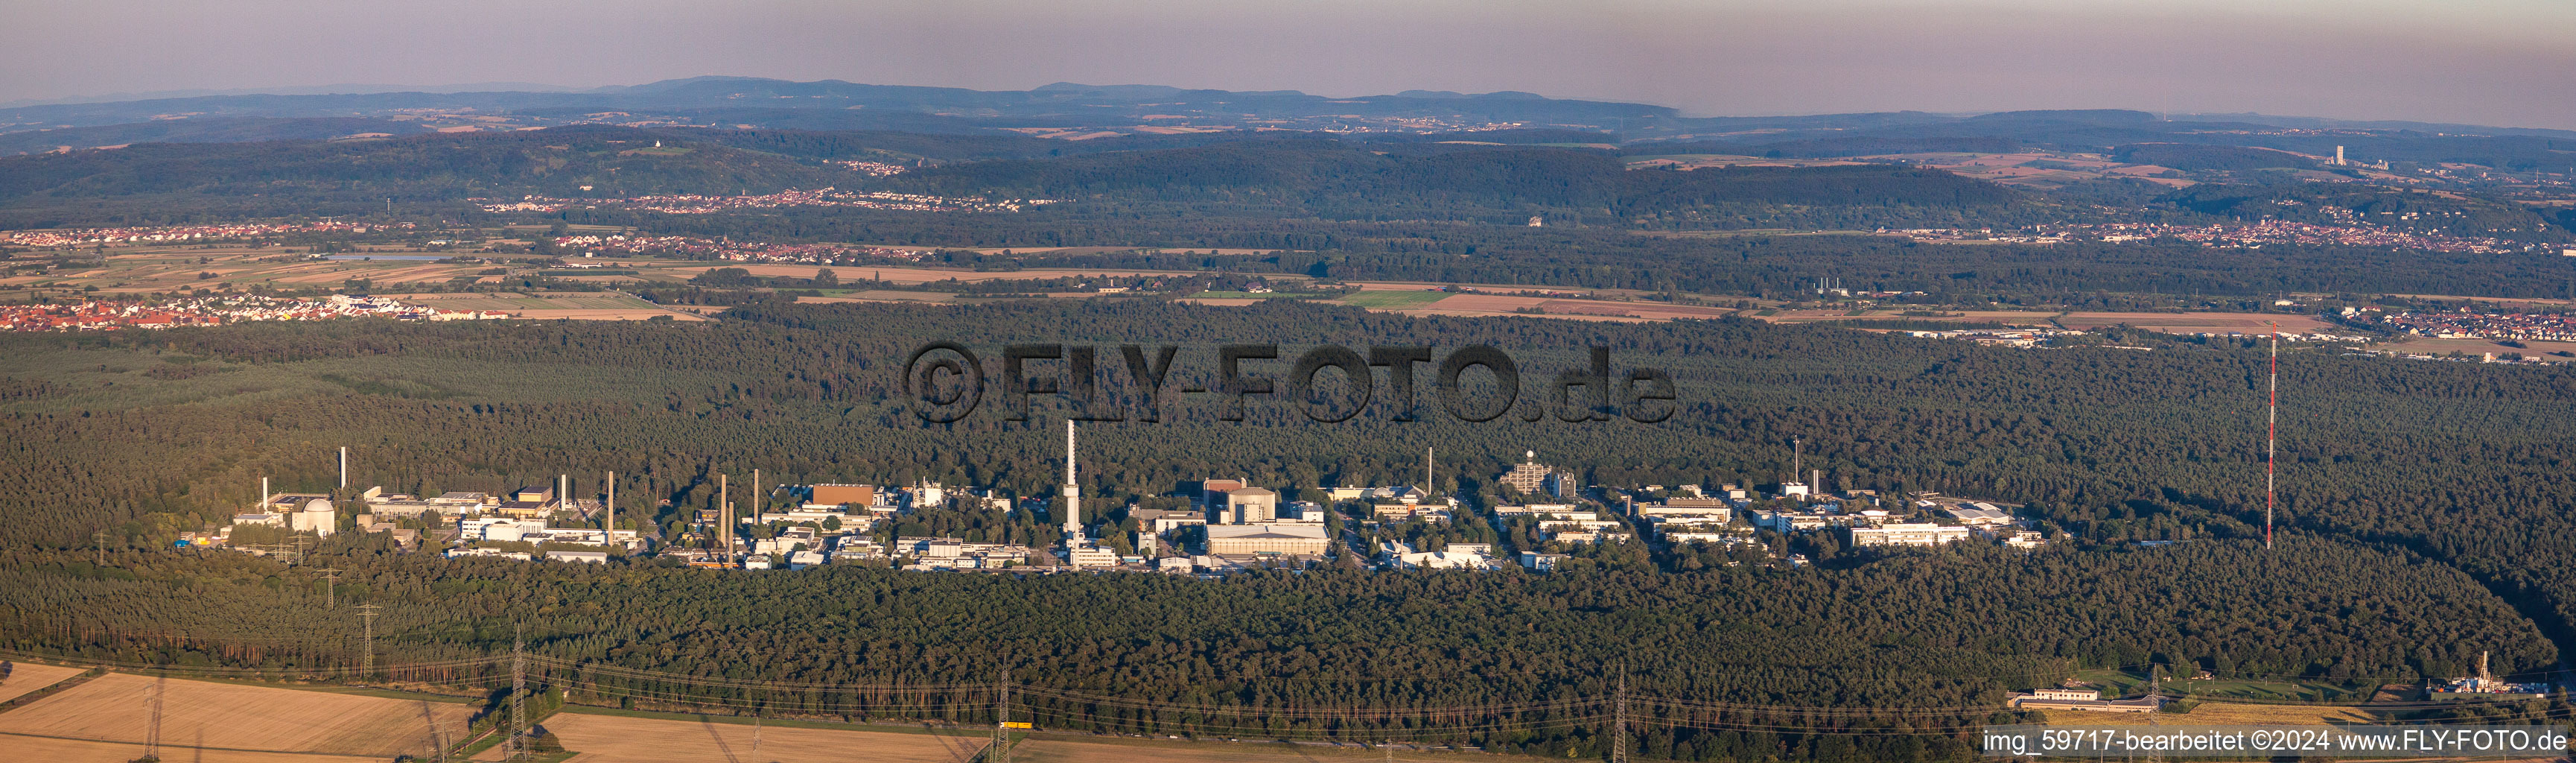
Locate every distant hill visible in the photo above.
<box><xmin>890</xmin><ymin>140</ymin><xmax>2018</xmax><ymax>216</ymax></box>
<box><xmin>0</xmin><ymin>117</ymin><xmax>434</xmax><ymax>156</ymax></box>
<box><xmin>0</xmin><ymin>124</ymin><xmax>842</xmax><ymax>208</ymax></box>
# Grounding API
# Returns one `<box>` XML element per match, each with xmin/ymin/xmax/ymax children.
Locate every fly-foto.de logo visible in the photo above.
<box><xmin>903</xmin><ymin>343</ymin><xmax>1676</xmax><ymax>425</ymax></box>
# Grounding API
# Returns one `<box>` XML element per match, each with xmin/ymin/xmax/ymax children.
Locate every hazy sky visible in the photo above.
<box><xmin>8</xmin><ymin>0</ymin><xmax>2574</xmax><ymax>127</ymax></box>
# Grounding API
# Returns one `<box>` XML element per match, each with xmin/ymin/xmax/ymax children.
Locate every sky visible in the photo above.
<box><xmin>7</xmin><ymin>0</ymin><xmax>2575</xmax><ymax>128</ymax></box>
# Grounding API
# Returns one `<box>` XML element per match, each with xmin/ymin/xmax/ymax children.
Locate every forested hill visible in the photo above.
<box><xmin>885</xmin><ymin>141</ymin><xmax>2020</xmax><ymax>215</ymax></box>
<box><xmin>0</xmin><ymin>125</ymin><xmax>843</xmax><ymax>208</ymax></box>
<box><xmin>0</xmin><ymin>127</ymin><xmax>2029</xmax><ymax>231</ymax></box>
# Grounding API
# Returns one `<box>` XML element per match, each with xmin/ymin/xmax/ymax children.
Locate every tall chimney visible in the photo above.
<box><xmin>719</xmin><ymin>474</ymin><xmax>730</xmax><ymax>561</ymax></box>
<box><xmin>1060</xmin><ymin>421</ymin><xmax>1081</xmax><ymax>538</ymax></box>
<box><xmin>261</xmin><ymin>477</ymin><xmax>270</xmax><ymax>507</ymax></box>
<box><xmin>339</xmin><ymin>446</ymin><xmax>348</xmax><ymax>489</ymax></box>
<box><xmin>605</xmin><ymin>471</ymin><xmax>616</xmax><ymax>553</ymax></box>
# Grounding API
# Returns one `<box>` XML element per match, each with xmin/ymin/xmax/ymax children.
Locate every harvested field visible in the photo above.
<box><xmin>2375</xmin><ymin>338</ymin><xmax>2576</xmax><ymax>358</ymax></box>
<box><xmin>0</xmin><ymin>732</ymin><xmax>383</xmax><ymax>763</ymax></box>
<box><xmin>0</xmin><ymin>673</ymin><xmax>476</xmax><ymax>759</ymax></box>
<box><xmin>0</xmin><ymin>662</ymin><xmax>86</xmax><ymax>704</ymax></box>
<box><xmin>800</xmin><ymin>291</ymin><xmax>957</xmax><ymax>304</ymax></box>
<box><xmin>1336</xmin><ymin>291</ymin><xmax>1452</xmax><ymax>308</ymax></box>
<box><xmin>544</xmin><ymin>711</ymin><xmax>985</xmax><ymax>762</ymax></box>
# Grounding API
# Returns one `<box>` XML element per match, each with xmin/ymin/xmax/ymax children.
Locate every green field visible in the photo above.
<box><xmin>1336</xmin><ymin>291</ymin><xmax>1453</xmax><ymax>308</ymax></box>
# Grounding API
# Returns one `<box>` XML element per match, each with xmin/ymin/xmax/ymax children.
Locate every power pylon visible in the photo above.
<box><xmin>1612</xmin><ymin>661</ymin><xmax>1629</xmax><ymax>763</ymax></box>
<box><xmin>510</xmin><ymin>624</ymin><xmax>527</xmax><ymax>762</ymax></box>
<box><xmin>993</xmin><ymin>670</ymin><xmax>1012</xmax><ymax>763</ymax></box>
<box><xmin>146</xmin><ymin>674</ymin><xmax>166</xmax><ymax>759</ymax></box>
<box><xmin>317</xmin><ymin>568</ymin><xmax>343</xmax><ymax>607</ymax></box>
<box><xmin>355</xmin><ymin>604</ymin><xmax>381</xmax><ymax>680</ymax></box>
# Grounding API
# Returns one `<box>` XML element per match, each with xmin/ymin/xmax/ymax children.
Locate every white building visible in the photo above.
<box><xmin>1205</xmin><ymin>524</ymin><xmax>1329</xmax><ymax>556</ymax></box>
<box><xmin>1943</xmin><ymin>503</ymin><xmax>2013</xmax><ymax>525</ymax></box>
<box><xmin>1396</xmin><ymin>550</ymin><xmax>1497</xmax><ymax>570</ymax></box>
<box><xmin>290</xmin><ymin>498</ymin><xmax>337</xmax><ymax>537</ymax></box>
<box><xmin>1066</xmin><ymin>545</ymin><xmax>1122</xmax><ymax>567</ymax></box>
<box><xmin>1848</xmin><ymin>522</ymin><xmax>1972</xmax><ymax>547</ymax></box>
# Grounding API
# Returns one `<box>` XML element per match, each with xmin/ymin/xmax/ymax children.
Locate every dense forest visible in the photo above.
<box><xmin>1</xmin><ymin>300</ymin><xmax>2573</xmax><ymax>760</ymax></box>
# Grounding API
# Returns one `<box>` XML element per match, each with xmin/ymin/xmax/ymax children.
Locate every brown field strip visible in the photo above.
<box><xmin>544</xmin><ymin>711</ymin><xmax>985</xmax><ymax>762</ymax></box>
<box><xmin>2376</xmin><ymin>338</ymin><xmax>2576</xmax><ymax>357</ymax></box>
<box><xmin>0</xmin><ymin>672</ymin><xmax>476</xmax><ymax>759</ymax></box>
<box><xmin>2041</xmin><ymin>700</ymin><xmax>2384</xmax><ymax>727</ymax></box>
<box><xmin>0</xmin><ymin>662</ymin><xmax>88</xmax><ymax>705</ymax></box>
<box><xmin>0</xmin><ymin>732</ymin><xmax>384</xmax><ymax>763</ymax></box>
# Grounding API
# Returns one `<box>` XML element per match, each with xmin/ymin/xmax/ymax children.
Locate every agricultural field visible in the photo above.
<box><xmin>384</xmin><ymin>292</ymin><xmax>704</xmax><ymax>320</ymax></box>
<box><xmin>1011</xmin><ymin>736</ymin><xmax>1558</xmax><ymax>763</ymax></box>
<box><xmin>799</xmin><ymin>290</ymin><xmax>960</xmax><ymax>304</ymax></box>
<box><xmin>2374</xmin><ymin>337</ymin><xmax>2576</xmax><ymax>358</ymax></box>
<box><xmin>0</xmin><ymin>672</ymin><xmax>477</xmax><ymax>759</ymax></box>
<box><xmin>542</xmin><ymin>710</ymin><xmax>988</xmax><ymax>763</ymax></box>
<box><xmin>0</xmin><ymin>732</ymin><xmax>384</xmax><ymax>763</ymax></box>
<box><xmin>1334</xmin><ymin>290</ymin><xmax>1454</xmax><ymax>308</ymax></box>
<box><xmin>2039</xmin><ymin>700</ymin><xmax>2385</xmax><ymax>727</ymax></box>
<box><xmin>0</xmin><ymin>662</ymin><xmax>88</xmax><ymax>704</ymax></box>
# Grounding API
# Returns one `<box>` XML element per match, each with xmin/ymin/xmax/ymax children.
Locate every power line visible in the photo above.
<box><xmin>510</xmin><ymin>623</ymin><xmax>526</xmax><ymax>762</ymax></box>
<box><xmin>355</xmin><ymin>604</ymin><xmax>381</xmax><ymax>679</ymax></box>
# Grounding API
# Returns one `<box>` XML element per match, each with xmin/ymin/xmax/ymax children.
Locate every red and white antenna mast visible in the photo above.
<box><xmin>2266</xmin><ymin>326</ymin><xmax>2277</xmax><ymax>549</ymax></box>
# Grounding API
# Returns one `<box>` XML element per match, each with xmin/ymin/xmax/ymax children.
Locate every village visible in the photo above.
<box><xmin>1889</xmin><ymin>219</ymin><xmax>2544</xmax><ymax>254</ymax></box>
<box><xmin>477</xmin><ymin>187</ymin><xmax>1059</xmax><ymax>215</ymax></box>
<box><xmin>0</xmin><ymin>294</ymin><xmax>506</xmax><ymax>331</ymax></box>
<box><xmin>0</xmin><ymin>221</ymin><xmax>419</xmax><ymax>249</ymax></box>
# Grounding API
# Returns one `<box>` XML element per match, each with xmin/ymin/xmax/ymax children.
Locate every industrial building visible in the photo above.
<box><xmin>1847</xmin><ymin>522</ymin><xmax>1972</xmax><ymax>547</ymax></box>
<box><xmin>1224</xmin><ymin>487</ymin><xmax>1279</xmax><ymax>524</ymax></box>
<box><xmin>1205</xmin><ymin>524</ymin><xmax>1328</xmax><ymax>556</ymax></box>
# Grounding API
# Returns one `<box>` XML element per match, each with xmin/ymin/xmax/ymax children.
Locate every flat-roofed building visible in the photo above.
<box><xmin>1638</xmin><ymin>498</ymin><xmax>1734</xmax><ymax>522</ymax></box>
<box><xmin>810</xmin><ymin>483</ymin><xmax>876</xmax><ymax>508</ymax></box>
<box><xmin>1133</xmin><ymin>507</ymin><xmax>1208</xmax><ymax>534</ymax></box>
<box><xmin>1848</xmin><ymin>522</ymin><xmax>1971</xmax><ymax>547</ymax></box>
<box><xmin>1205</xmin><ymin>524</ymin><xmax>1328</xmax><ymax>556</ymax></box>
<box><xmin>1944</xmin><ymin>504</ymin><xmax>2013</xmax><ymax>525</ymax></box>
